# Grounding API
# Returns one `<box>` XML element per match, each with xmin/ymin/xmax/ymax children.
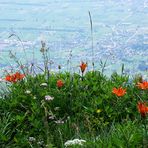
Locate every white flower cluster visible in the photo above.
<box><xmin>40</xmin><ymin>83</ymin><xmax>48</xmax><ymax>87</ymax></box>
<box><xmin>25</xmin><ymin>90</ymin><xmax>31</xmax><ymax>94</ymax></box>
<box><xmin>37</xmin><ymin>140</ymin><xmax>44</xmax><ymax>145</ymax></box>
<box><xmin>29</xmin><ymin>137</ymin><xmax>36</xmax><ymax>142</ymax></box>
<box><xmin>54</xmin><ymin>120</ymin><xmax>64</xmax><ymax>124</ymax></box>
<box><xmin>45</xmin><ymin>95</ymin><xmax>54</xmax><ymax>101</ymax></box>
<box><xmin>64</xmin><ymin>139</ymin><xmax>86</xmax><ymax>147</ymax></box>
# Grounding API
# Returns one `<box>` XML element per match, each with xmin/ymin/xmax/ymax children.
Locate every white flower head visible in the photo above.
<box><xmin>54</xmin><ymin>107</ymin><xmax>60</xmax><ymax>111</ymax></box>
<box><xmin>25</xmin><ymin>90</ymin><xmax>31</xmax><ymax>94</ymax></box>
<box><xmin>33</xmin><ymin>96</ymin><xmax>37</xmax><ymax>100</ymax></box>
<box><xmin>64</xmin><ymin>139</ymin><xmax>86</xmax><ymax>147</ymax></box>
<box><xmin>48</xmin><ymin>115</ymin><xmax>55</xmax><ymax>120</ymax></box>
<box><xmin>37</xmin><ymin>141</ymin><xmax>44</xmax><ymax>145</ymax></box>
<box><xmin>40</xmin><ymin>83</ymin><xmax>48</xmax><ymax>87</ymax></box>
<box><xmin>45</xmin><ymin>95</ymin><xmax>54</xmax><ymax>101</ymax></box>
<box><xmin>54</xmin><ymin>120</ymin><xmax>64</xmax><ymax>124</ymax></box>
<box><xmin>29</xmin><ymin>137</ymin><xmax>36</xmax><ymax>142</ymax></box>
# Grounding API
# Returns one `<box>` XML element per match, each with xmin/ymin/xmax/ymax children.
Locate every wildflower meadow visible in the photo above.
<box><xmin>0</xmin><ymin>0</ymin><xmax>148</xmax><ymax>147</ymax></box>
<box><xmin>0</xmin><ymin>44</ymin><xmax>148</xmax><ymax>148</ymax></box>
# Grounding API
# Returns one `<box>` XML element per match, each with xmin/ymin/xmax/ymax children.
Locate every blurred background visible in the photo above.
<box><xmin>0</xmin><ymin>0</ymin><xmax>147</xmax><ymax>76</ymax></box>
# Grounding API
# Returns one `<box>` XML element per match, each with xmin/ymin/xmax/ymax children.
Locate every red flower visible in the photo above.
<box><xmin>137</xmin><ymin>81</ymin><xmax>148</xmax><ymax>90</ymax></box>
<box><xmin>80</xmin><ymin>62</ymin><xmax>87</xmax><ymax>73</ymax></box>
<box><xmin>5</xmin><ymin>72</ymin><xmax>25</xmax><ymax>83</ymax></box>
<box><xmin>57</xmin><ymin>80</ymin><xmax>64</xmax><ymax>88</ymax></box>
<box><xmin>14</xmin><ymin>72</ymin><xmax>25</xmax><ymax>80</ymax></box>
<box><xmin>112</xmin><ymin>87</ymin><xmax>126</xmax><ymax>97</ymax></box>
<box><xmin>137</xmin><ymin>102</ymin><xmax>148</xmax><ymax>117</ymax></box>
<box><xmin>5</xmin><ymin>74</ymin><xmax>17</xmax><ymax>83</ymax></box>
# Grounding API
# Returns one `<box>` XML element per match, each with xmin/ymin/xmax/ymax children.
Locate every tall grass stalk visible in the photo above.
<box><xmin>88</xmin><ymin>11</ymin><xmax>94</xmax><ymax>71</ymax></box>
<box><xmin>8</xmin><ymin>33</ymin><xmax>28</xmax><ymax>67</ymax></box>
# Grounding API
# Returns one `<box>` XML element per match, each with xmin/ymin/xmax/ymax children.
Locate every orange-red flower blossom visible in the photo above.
<box><xmin>5</xmin><ymin>72</ymin><xmax>25</xmax><ymax>83</ymax></box>
<box><xmin>137</xmin><ymin>102</ymin><xmax>148</xmax><ymax>117</ymax></box>
<box><xmin>80</xmin><ymin>62</ymin><xmax>87</xmax><ymax>73</ymax></box>
<box><xmin>137</xmin><ymin>81</ymin><xmax>148</xmax><ymax>90</ymax></box>
<box><xmin>14</xmin><ymin>72</ymin><xmax>25</xmax><ymax>80</ymax></box>
<box><xmin>5</xmin><ymin>74</ymin><xmax>17</xmax><ymax>83</ymax></box>
<box><xmin>112</xmin><ymin>87</ymin><xmax>126</xmax><ymax>97</ymax></box>
<box><xmin>57</xmin><ymin>80</ymin><xmax>64</xmax><ymax>88</ymax></box>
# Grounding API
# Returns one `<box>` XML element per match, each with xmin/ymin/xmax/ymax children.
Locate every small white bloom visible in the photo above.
<box><xmin>29</xmin><ymin>137</ymin><xmax>36</xmax><ymax>142</ymax></box>
<box><xmin>48</xmin><ymin>115</ymin><xmax>55</xmax><ymax>120</ymax></box>
<box><xmin>25</xmin><ymin>90</ymin><xmax>31</xmax><ymax>94</ymax></box>
<box><xmin>54</xmin><ymin>120</ymin><xmax>64</xmax><ymax>124</ymax></box>
<box><xmin>33</xmin><ymin>96</ymin><xmax>37</xmax><ymax>99</ymax></box>
<box><xmin>40</xmin><ymin>83</ymin><xmax>48</xmax><ymax>87</ymax></box>
<box><xmin>64</xmin><ymin>139</ymin><xmax>86</xmax><ymax>147</ymax></box>
<box><xmin>54</xmin><ymin>107</ymin><xmax>60</xmax><ymax>111</ymax></box>
<box><xmin>45</xmin><ymin>95</ymin><xmax>54</xmax><ymax>101</ymax></box>
<box><xmin>37</xmin><ymin>141</ymin><xmax>44</xmax><ymax>145</ymax></box>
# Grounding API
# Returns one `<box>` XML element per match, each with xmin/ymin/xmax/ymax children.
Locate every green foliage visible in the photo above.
<box><xmin>85</xmin><ymin>121</ymin><xmax>143</xmax><ymax>148</ymax></box>
<box><xmin>0</xmin><ymin>70</ymin><xmax>147</xmax><ymax>147</ymax></box>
